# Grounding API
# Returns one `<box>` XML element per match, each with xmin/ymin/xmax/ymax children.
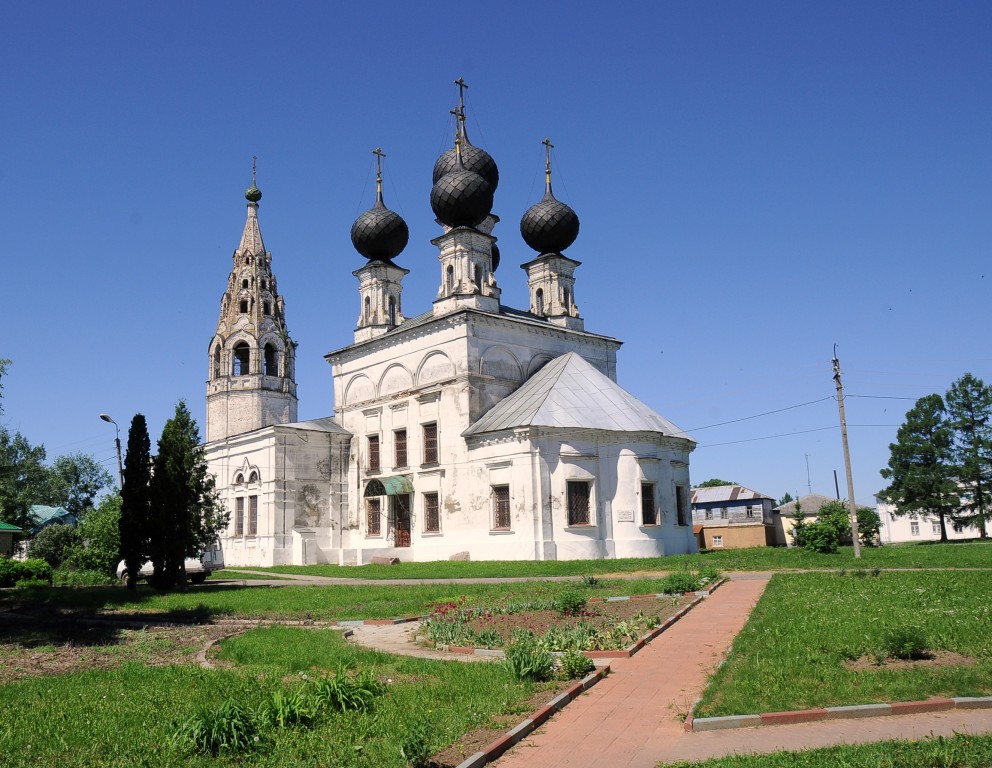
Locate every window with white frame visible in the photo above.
<box><xmin>567</xmin><ymin>481</ymin><xmax>591</xmax><ymax>526</ymax></box>
<box><xmin>234</xmin><ymin>497</ymin><xmax>244</xmax><ymax>536</ymax></box>
<box><xmin>248</xmin><ymin>495</ymin><xmax>258</xmax><ymax>536</ymax></box>
<box><xmin>712</xmin><ymin>535</ymin><xmax>724</xmax><ymax>547</ymax></box>
<box><xmin>367</xmin><ymin>498</ymin><xmax>381</xmax><ymax>536</ymax></box>
<box><xmin>641</xmin><ymin>483</ymin><xmax>657</xmax><ymax>525</ymax></box>
<box><xmin>424</xmin><ymin>492</ymin><xmax>440</xmax><ymax>533</ymax></box>
<box><xmin>911</xmin><ymin>521</ymin><xmax>920</xmax><ymax>536</ymax></box>
<box><xmin>932</xmin><ymin>520</ymin><xmax>940</xmax><ymax>536</ymax></box>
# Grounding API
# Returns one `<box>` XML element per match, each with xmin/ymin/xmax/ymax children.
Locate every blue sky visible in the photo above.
<box><xmin>3</xmin><ymin>1</ymin><xmax>990</xmax><ymax>504</ymax></box>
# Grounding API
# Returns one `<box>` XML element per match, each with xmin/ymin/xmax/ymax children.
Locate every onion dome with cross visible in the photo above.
<box><xmin>430</xmin><ymin>78</ymin><xmax>496</xmax><ymax>229</ymax></box>
<box><xmin>520</xmin><ymin>138</ymin><xmax>580</xmax><ymax>254</ymax></box>
<box><xmin>351</xmin><ymin>148</ymin><xmax>409</xmax><ymax>262</ymax></box>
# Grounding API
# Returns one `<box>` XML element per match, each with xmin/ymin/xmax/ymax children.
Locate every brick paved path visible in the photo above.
<box><xmin>492</xmin><ymin>573</ymin><xmax>992</xmax><ymax>767</ymax></box>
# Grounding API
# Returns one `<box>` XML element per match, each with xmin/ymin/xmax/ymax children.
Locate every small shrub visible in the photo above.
<box><xmin>581</xmin><ymin>574</ymin><xmax>600</xmax><ymax>587</ymax></box>
<box><xmin>310</xmin><ymin>667</ymin><xmax>385</xmax><ymax>712</ymax></box>
<box><xmin>505</xmin><ymin>630</ymin><xmax>555</xmax><ymax>681</ymax></box>
<box><xmin>399</xmin><ymin>715</ymin><xmax>435</xmax><ymax>768</ymax></box>
<box><xmin>0</xmin><ymin>558</ymin><xmax>53</xmax><ymax>587</ymax></box>
<box><xmin>27</xmin><ymin>524</ymin><xmax>80</xmax><ymax>568</ymax></box>
<box><xmin>883</xmin><ymin>627</ymin><xmax>930</xmax><ymax>661</ymax></box>
<box><xmin>660</xmin><ymin>570</ymin><xmax>701</xmax><ymax>595</ymax></box>
<box><xmin>14</xmin><ymin>578</ymin><xmax>51</xmax><ymax>589</ymax></box>
<box><xmin>474</xmin><ymin>628</ymin><xmax>503</xmax><ymax>648</ymax></box>
<box><xmin>53</xmin><ymin>567</ymin><xmax>115</xmax><ymax>586</ymax></box>
<box><xmin>696</xmin><ymin>565</ymin><xmax>721</xmax><ymax>584</ymax></box>
<box><xmin>559</xmin><ymin>648</ymin><xmax>595</xmax><ymax>679</ymax></box>
<box><xmin>553</xmin><ymin>588</ymin><xmax>588</xmax><ymax>617</ymax></box>
<box><xmin>170</xmin><ymin>698</ymin><xmax>263</xmax><ymax>756</ymax></box>
<box><xmin>264</xmin><ymin>688</ymin><xmax>316</xmax><ymax>729</ymax></box>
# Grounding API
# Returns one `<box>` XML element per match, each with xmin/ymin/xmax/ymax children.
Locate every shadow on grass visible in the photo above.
<box><xmin>0</xmin><ymin>581</ymin><xmax>267</xmax><ymax>648</ymax></box>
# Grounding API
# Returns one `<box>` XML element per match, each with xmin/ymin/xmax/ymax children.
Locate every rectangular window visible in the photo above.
<box><xmin>675</xmin><ymin>487</ymin><xmax>688</xmax><ymax>526</ymax></box>
<box><xmin>704</xmin><ymin>509</ymin><xmax>713</xmax><ymax>520</ymax></box>
<box><xmin>422</xmin><ymin>422</ymin><xmax>438</xmax><ymax>464</ymax></box>
<box><xmin>712</xmin><ymin>535</ymin><xmax>724</xmax><ymax>548</ymax></box>
<box><xmin>641</xmin><ymin>483</ymin><xmax>657</xmax><ymax>525</ymax></box>
<box><xmin>720</xmin><ymin>507</ymin><xmax>729</xmax><ymax>520</ymax></box>
<box><xmin>911</xmin><ymin>521</ymin><xmax>920</xmax><ymax>536</ymax></box>
<box><xmin>248</xmin><ymin>495</ymin><xmax>258</xmax><ymax>536</ymax></box>
<box><xmin>567</xmin><ymin>481</ymin><xmax>591</xmax><ymax>526</ymax></box>
<box><xmin>394</xmin><ymin>429</ymin><xmax>407</xmax><ymax>468</ymax></box>
<box><xmin>932</xmin><ymin>521</ymin><xmax>940</xmax><ymax>536</ymax></box>
<box><xmin>367</xmin><ymin>435</ymin><xmax>380</xmax><ymax>472</ymax></box>
<box><xmin>424</xmin><ymin>492</ymin><xmax>440</xmax><ymax>533</ymax></box>
<box><xmin>745</xmin><ymin>506</ymin><xmax>755</xmax><ymax>518</ymax></box>
<box><xmin>235</xmin><ymin>497</ymin><xmax>244</xmax><ymax>536</ymax></box>
<box><xmin>492</xmin><ymin>485</ymin><xmax>511</xmax><ymax>530</ymax></box>
<box><xmin>367</xmin><ymin>498</ymin><xmax>381</xmax><ymax>536</ymax></box>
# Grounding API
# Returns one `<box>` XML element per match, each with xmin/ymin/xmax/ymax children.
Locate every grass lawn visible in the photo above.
<box><xmin>235</xmin><ymin>539</ymin><xmax>992</xmax><ymax>579</ymax></box>
<box><xmin>0</xmin><ymin>626</ymin><xmax>557</xmax><ymax>768</ymax></box>
<box><xmin>666</xmin><ymin>733</ymin><xmax>992</xmax><ymax>768</ymax></box>
<box><xmin>0</xmin><ymin>575</ymin><xmax>693</xmax><ymax>622</ymax></box>
<box><xmin>694</xmin><ymin>570</ymin><xmax>992</xmax><ymax>717</ymax></box>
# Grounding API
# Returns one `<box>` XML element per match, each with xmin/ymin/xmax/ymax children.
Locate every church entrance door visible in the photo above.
<box><xmin>392</xmin><ymin>494</ymin><xmax>411</xmax><ymax>547</ymax></box>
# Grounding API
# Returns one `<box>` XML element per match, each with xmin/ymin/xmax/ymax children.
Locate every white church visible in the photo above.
<box><xmin>204</xmin><ymin>91</ymin><xmax>698</xmax><ymax>566</ymax></box>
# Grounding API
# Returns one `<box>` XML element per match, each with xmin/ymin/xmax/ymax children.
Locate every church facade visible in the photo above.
<box><xmin>205</xmin><ymin>95</ymin><xmax>697</xmax><ymax>566</ymax></box>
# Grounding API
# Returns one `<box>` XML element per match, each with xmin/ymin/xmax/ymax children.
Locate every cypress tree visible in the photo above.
<box><xmin>119</xmin><ymin>414</ymin><xmax>152</xmax><ymax>590</ymax></box>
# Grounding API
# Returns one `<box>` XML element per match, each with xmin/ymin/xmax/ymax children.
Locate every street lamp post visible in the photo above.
<box><xmin>100</xmin><ymin>413</ymin><xmax>124</xmax><ymax>489</ymax></box>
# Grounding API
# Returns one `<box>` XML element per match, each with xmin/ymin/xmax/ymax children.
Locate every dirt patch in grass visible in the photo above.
<box><xmin>0</xmin><ymin>619</ymin><xmax>235</xmax><ymax>684</ymax></box>
<box><xmin>844</xmin><ymin>650</ymin><xmax>978</xmax><ymax>672</ymax></box>
<box><xmin>440</xmin><ymin>593</ymin><xmax>695</xmax><ymax>648</ymax></box>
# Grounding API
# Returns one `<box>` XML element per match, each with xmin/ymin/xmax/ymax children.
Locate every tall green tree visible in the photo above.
<box><xmin>945</xmin><ymin>373</ymin><xmax>992</xmax><ymax>539</ymax></box>
<box><xmin>777</xmin><ymin>492</ymin><xmax>795</xmax><ymax>507</ymax></box>
<box><xmin>43</xmin><ymin>453</ymin><xmax>113</xmax><ymax>519</ymax></box>
<box><xmin>696</xmin><ymin>478</ymin><xmax>739</xmax><ymax>488</ymax></box>
<box><xmin>149</xmin><ymin>402</ymin><xmax>225</xmax><ymax>589</ymax></box>
<box><xmin>119</xmin><ymin>414</ymin><xmax>152</xmax><ymax>589</ymax></box>
<box><xmin>0</xmin><ymin>428</ymin><xmax>49</xmax><ymax>530</ymax></box>
<box><xmin>880</xmin><ymin>394</ymin><xmax>960</xmax><ymax>541</ymax></box>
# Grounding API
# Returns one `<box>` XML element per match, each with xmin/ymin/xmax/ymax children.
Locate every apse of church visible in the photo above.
<box><xmin>206</xmin><ymin>82</ymin><xmax>697</xmax><ymax>566</ymax></box>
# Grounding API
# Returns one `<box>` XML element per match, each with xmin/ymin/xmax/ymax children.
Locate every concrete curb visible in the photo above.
<box><xmin>454</xmin><ymin>666</ymin><xmax>611</xmax><ymax>768</ymax></box>
<box><xmin>687</xmin><ymin>696</ymin><xmax>992</xmax><ymax>732</ymax></box>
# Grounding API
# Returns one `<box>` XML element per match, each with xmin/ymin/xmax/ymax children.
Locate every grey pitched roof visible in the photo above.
<box><xmin>464</xmin><ymin>351</ymin><xmax>692</xmax><ymax>439</ymax></box>
<box><xmin>280</xmin><ymin>416</ymin><xmax>351</xmax><ymax>435</ymax></box>
<box><xmin>774</xmin><ymin>493</ymin><xmax>835</xmax><ymax>515</ymax></box>
<box><xmin>691</xmin><ymin>485</ymin><xmax>772</xmax><ymax>504</ymax></box>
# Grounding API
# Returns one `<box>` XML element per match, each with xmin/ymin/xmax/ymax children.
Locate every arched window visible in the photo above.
<box><xmin>388</xmin><ymin>296</ymin><xmax>396</xmax><ymax>326</ymax></box>
<box><xmin>364</xmin><ymin>295</ymin><xmax>371</xmax><ymax>323</ymax></box>
<box><xmin>234</xmin><ymin>473</ymin><xmax>245</xmax><ymax>485</ymax></box>
<box><xmin>239</xmin><ymin>299</ymin><xmax>248</xmax><ymax>314</ymax></box>
<box><xmin>213</xmin><ymin>347</ymin><xmax>221</xmax><ymax>378</ymax></box>
<box><xmin>446</xmin><ymin>265</ymin><xmax>454</xmax><ymax>293</ymax></box>
<box><xmin>474</xmin><ymin>265</ymin><xmax>481</xmax><ymax>291</ymax></box>
<box><xmin>263</xmin><ymin>301</ymin><xmax>271</xmax><ymax>316</ymax></box>
<box><xmin>248</xmin><ymin>471</ymin><xmax>259</xmax><ymax>484</ymax></box>
<box><xmin>233</xmin><ymin>342</ymin><xmax>250</xmax><ymax>375</ymax></box>
<box><xmin>260</xmin><ymin>279</ymin><xmax>267</xmax><ymax>290</ymax></box>
<box><xmin>535</xmin><ymin>288</ymin><xmax>544</xmax><ymax>316</ymax></box>
<box><xmin>263</xmin><ymin>343</ymin><xmax>277</xmax><ymax>376</ymax></box>
<box><xmin>563</xmin><ymin>288</ymin><xmax>571</xmax><ymax>312</ymax></box>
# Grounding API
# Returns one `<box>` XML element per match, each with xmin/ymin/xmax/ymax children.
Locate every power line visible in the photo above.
<box><xmin>678</xmin><ymin>396</ymin><xmax>835</xmax><ymax>435</ymax></box>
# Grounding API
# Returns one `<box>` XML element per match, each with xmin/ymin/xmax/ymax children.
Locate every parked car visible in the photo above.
<box><xmin>116</xmin><ymin>545</ymin><xmax>225</xmax><ymax>585</ymax></box>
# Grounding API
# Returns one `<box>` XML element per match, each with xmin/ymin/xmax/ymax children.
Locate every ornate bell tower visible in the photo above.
<box><xmin>206</xmin><ymin>161</ymin><xmax>298</xmax><ymax>442</ymax></box>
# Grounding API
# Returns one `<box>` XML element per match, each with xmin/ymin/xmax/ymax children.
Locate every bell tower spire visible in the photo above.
<box><xmin>207</xmin><ymin>162</ymin><xmax>298</xmax><ymax>442</ymax></box>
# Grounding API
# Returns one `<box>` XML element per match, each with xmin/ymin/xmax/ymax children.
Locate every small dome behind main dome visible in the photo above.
<box><xmin>521</xmin><ymin>185</ymin><xmax>580</xmax><ymax>254</ymax></box>
<box><xmin>433</xmin><ymin>140</ymin><xmax>499</xmax><ymax>191</ymax></box>
<box><xmin>351</xmin><ymin>192</ymin><xmax>409</xmax><ymax>261</ymax></box>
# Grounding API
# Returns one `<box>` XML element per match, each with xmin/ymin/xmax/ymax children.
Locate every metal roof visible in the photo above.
<box><xmin>0</xmin><ymin>521</ymin><xmax>23</xmax><ymax>532</ymax></box>
<box><xmin>691</xmin><ymin>486</ymin><xmax>773</xmax><ymax>504</ymax></box>
<box><xmin>280</xmin><ymin>417</ymin><xmax>351</xmax><ymax>435</ymax></box>
<box><xmin>464</xmin><ymin>351</ymin><xmax>692</xmax><ymax>439</ymax></box>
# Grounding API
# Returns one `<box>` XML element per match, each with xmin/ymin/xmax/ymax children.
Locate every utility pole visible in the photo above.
<box><xmin>832</xmin><ymin>347</ymin><xmax>861</xmax><ymax>558</ymax></box>
<box><xmin>804</xmin><ymin>454</ymin><xmax>812</xmax><ymax>494</ymax></box>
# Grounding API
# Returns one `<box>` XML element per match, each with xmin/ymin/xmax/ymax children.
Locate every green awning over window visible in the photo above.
<box><xmin>364</xmin><ymin>476</ymin><xmax>414</xmax><ymax>497</ymax></box>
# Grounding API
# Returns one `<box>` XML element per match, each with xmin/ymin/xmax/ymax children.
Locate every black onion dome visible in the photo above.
<box><xmin>432</xmin><ymin>139</ymin><xmax>499</xmax><ymax>191</ymax></box>
<box><xmin>520</xmin><ymin>185</ymin><xmax>580</xmax><ymax>254</ymax></box>
<box><xmin>430</xmin><ymin>167</ymin><xmax>494</xmax><ymax>228</ymax></box>
<box><xmin>351</xmin><ymin>193</ymin><xmax>409</xmax><ymax>261</ymax></box>
<box><xmin>490</xmin><ymin>242</ymin><xmax>501</xmax><ymax>271</ymax></box>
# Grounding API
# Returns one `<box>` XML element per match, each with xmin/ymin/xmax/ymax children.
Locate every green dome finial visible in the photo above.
<box><xmin>245</xmin><ymin>155</ymin><xmax>262</xmax><ymax>202</ymax></box>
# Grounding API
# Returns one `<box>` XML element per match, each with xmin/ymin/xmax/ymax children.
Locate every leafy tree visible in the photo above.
<box><xmin>27</xmin><ymin>523</ymin><xmax>80</xmax><ymax>568</ymax></box>
<box><xmin>857</xmin><ymin>505</ymin><xmax>881</xmax><ymax>546</ymax></box>
<box><xmin>696</xmin><ymin>478</ymin><xmax>738</xmax><ymax>488</ymax></box>
<box><xmin>880</xmin><ymin>394</ymin><xmax>960</xmax><ymax>541</ymax></box>
<box><xmin>777</xmin><ymin>492</ymin><xmax>794</xmax><ymax>508</ymax></box>
<box><xmin>0</xmin><ymin>428</ymin><xmax>49</xmax><ymax>531</ymax></box>
<box><xmin>945</xmin><ymin>373</ymin><xmax>992</xmax><ymax>539</ymax></box>
<box><xmin>43</xmin><ymin>453</ymin><xmax>113</xmax><ymax>519</ymax></box>
<box><xmin>66</xmin><ymin>494</ymin><xmax>121</xmax><ymax>575</ymax></box>
<box><xmin>794</xmin><ymin>500</ymin><xmax>878</xmax><ymax>552</ymax></box>
<box><xmin>119</xmin><ymin>414</ymin><xmax>152</xmax><ymax>589</ymax></box>
<box><xmin>149</xmin><ymin>401</ymin><xmax>225</xmax><ymax>589</ymax></box>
